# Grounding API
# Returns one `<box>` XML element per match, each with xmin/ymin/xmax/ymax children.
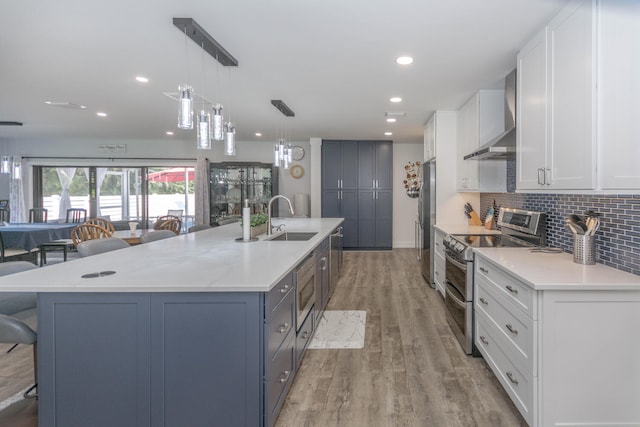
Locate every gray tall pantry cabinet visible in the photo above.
<box><xmin>322</xmin><ymin>140</ymin><xmax>393</xmax><ymax>249</ymax></box>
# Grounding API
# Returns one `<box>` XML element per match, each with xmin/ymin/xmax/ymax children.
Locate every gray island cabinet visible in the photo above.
<box><xmin>0</xmin><ymin>218</ymin><xmax>343</xmax><ymax>427</ymax></box>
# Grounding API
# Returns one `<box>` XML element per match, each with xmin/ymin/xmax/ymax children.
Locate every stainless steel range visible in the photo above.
<box><xmin>443</xmin><ymin>208</ymin><xmax>547</xmax><ymax>355</ymax></box>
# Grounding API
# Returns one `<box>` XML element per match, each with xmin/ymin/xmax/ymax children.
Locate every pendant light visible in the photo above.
<box><xmin>224</xmin><ymin>68</ymin><xmax>236</xmax><ymax>156</ymax></box>
<box><xmin>0</xmin><ymin>156</ymin><xmax>10</xmax><ymax>174</ymax></box>
<box><xmin>274</xmin><ymin>138</ymin><xmax>292</xmax><ymax>169</ymax></box>
<box><xmin>212</xmin><ymin>104</ymin><xmax>224</xmax><ymax>141</ymax></box>
<box><xmin>196</xmin><ymin>41</ymin><xmax>211</xmax><ymax>150</ymax></box>
<box><xmin>177</xmin><ymin>27</ymin><xmax>193</xmax><ymax>130</ymax></box>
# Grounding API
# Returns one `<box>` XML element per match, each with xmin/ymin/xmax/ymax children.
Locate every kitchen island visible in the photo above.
<box><xmin>0</xmin><ymin>218</ymin><xmax>343</xmax><ymax>427</ymax></box>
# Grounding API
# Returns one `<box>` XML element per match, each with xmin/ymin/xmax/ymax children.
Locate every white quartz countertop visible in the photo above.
<box><xmin>434</xmin><ymin>224</ymin><xmax>500</xmax><ymax>236</ymax></box>
<box><xmin>474</xmin><ymin>247</ymin><xmax>640</xmax><ymax>291</ymax></box>
<box><xmin>0</xmin><ymin>218</ymin><xmax>344</xmax><ymax>293</ymax></box>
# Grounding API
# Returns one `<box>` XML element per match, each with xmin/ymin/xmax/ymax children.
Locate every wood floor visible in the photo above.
<box><xmin>0</xmin><ymin>249</ymin><xmax>526</xmax><ymax>426</ymax></box>
<box><xmin>275</xmin><ymin>249</ymin><xmax>527</xmax><ymax>427</ymax></box>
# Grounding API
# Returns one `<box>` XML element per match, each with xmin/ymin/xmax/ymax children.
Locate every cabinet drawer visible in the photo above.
<box><xmin>476</xmin><ymin>278</ymin><xmax>535</xmax><ymax>376</ymax></box>
<box><xmin>266</xmin><ymin>332</ymin><xmax>295</xmax><ymax>427</ymax></box>
<box><xmin>295</xmin><ymin>310</ymin><xmax>315</xmax><ymax>367</ymax></box>
<box><xmin>434</xmin><ymin>252</ymin><xmax>446</xmax><ymax>291</ymax></box>
<box><xmin>476</xmin><ymin>315</ymin><xmax>534</xmax><ymax>427</ymax></box>
<box><xmin>476</xmin><ymin>256</ymin><xmax>534</xmax><ymax>318</ymax></box>
<box><xmin>434</xmin><ymin>230</ymin><xmax>446</xmax><ymax>258</ymax></box>
<box><xmin>267</xmin><ymin>272</ymin><xmax>294</xmax><ymax>314</ymax></box>
<box><xmin>266</xmin><ymin>285</ymin><xmax>295</xmax><ymax>359</ymax></box>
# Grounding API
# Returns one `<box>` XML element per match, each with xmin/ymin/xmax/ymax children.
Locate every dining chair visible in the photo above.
<box><xmin>85</xmin><ymin>218</ymin><xmax>116</xmax><ymax>234</ymax></box>
<box><xmin>0</xmin><ymin>232</ymin><xmax>38</xmax><ymax>264</ymax></box>
<box><xmin>139</xmin><ymin>230</ymin><xmax>177</xmax><ymax>244</ymax></box>
<box><xmin>28</xmin><ymin>208</ymin><xmax>48</xmax><ymax>223</ymax></box>
<box><xmin>77</xmin><ymin>237</ymin><xmax>130</xmax><ymax>257</ymax></box>
<box><xmin>188</xmin><ymin>224</ymin><xmax>212</xmax><ymax>232</ymax></box>
<box><xmin>0</xmin><ymin>208</ymin><xmax>9</xmax><ymax>223</ymax></box>
<box><xmin>0</xmin><ymin>261</ymin><xmax>39</xmax><ymax>398</ymax></box>
<box><xmin>153</xmin><ymin>215</ymin><xmax>182</xmax><ymax>235</ymax></box>
<box><xmin>70</xmin><ymin>223</ymin><xmax>113</xmax><ymax>247</ymax></box>
<box><xmin>66</xmin><ymin>208</ymin><xmax>87</xmax><ymax>223</ymax></box>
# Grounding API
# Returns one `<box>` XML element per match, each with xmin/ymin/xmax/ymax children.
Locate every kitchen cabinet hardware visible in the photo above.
<box><xmin>278</xmin><ymin>370</ymin><xmax>290</xmax><ymax>384</ymax></box>
<box><xmin>301</xmin><ymin>331</ymin><xmax>311</xmax><ymax>340</ymax></box>
<box><xmin>506</xmin><ymin>371</ymin><xmax>519</xmax><ymax>385</ymax></box>
<box><xmin>506</xmin><ymin>285</ymin><xmax>518</xmax><ymax>294</ymax></box>
<box><xmin>278</xmin><ymin>323</ymin><xmax>289</xmax><ymax>334</ymax></box>
<box><xmin>479</xmin><ymin>267</ymin><xmax>489</xmax><ymax>274</ymax></box>
<box><xmin>479</xmin><ymin>297</ymin><xmax>489</xmax><ymax>305</ymax></box>
<box><xmin>479</xmin><ymin>336</ymin><xmax>489</xmax><ymax>345</ymax></box>
<box><xmin>279</xmin><ymin>284</ymin><xmax>290</xmax><ymax>294</ymax></box>
<box><xmin>505</xmin><ymin>323</ymin><xmax>518</xmax><ymax>335</ymax></box>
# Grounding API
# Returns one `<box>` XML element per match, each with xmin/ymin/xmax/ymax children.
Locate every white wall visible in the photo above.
<box><xmin>393</xmin><ymin>142</ymin><xmax>423</xmax><ymax>248</ymax></box>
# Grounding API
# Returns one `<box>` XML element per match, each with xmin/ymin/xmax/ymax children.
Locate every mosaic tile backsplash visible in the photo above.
<box><xmin>480</xmin><ymin>193</ymin><xmax>640</xmax><ymax>276</ymax></box>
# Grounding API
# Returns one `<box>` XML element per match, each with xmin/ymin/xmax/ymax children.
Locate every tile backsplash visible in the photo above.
<box><xmin>480</xmin><ymin>193</ymin><xmax>640</xmax><ymax>276</ymax></box>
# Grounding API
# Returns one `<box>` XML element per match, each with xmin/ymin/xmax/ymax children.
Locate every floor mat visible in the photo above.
<box><xmin>308</xmin><ymin>310</ymin><xmax>366</xmax><ymax>349</ymax></box>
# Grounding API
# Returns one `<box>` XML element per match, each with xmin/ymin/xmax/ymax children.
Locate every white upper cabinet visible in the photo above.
<box><xmin>457</xmin><ymin>90</ymin><xmax>506</xmax><ymax>192</ymax></box>
<box><xmin>517</xmin><ymin>0</ymin><xmax>596</xmax><ymax>191</ymax></box>
<box><xmin>598</xmin><ymin>1</ymin><xmax>640</xmax><ymax>190</ymax></box>
<box><xmin>424</xmin><ymin>113</ymin><xmax>436</xmax><ymax>161</ymax></box>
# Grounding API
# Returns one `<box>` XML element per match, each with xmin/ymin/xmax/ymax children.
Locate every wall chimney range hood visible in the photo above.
<box><xmin>464</xmin><ymin>68</ymin><xmax>516</xmax><ymax>160</ymax></box>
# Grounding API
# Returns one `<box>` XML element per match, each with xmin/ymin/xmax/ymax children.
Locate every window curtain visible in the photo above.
<box><xmin>9</xmin><ymin>161</ymin><xmax>26</xmax><ymax>222</ymax></box>
<box><xmin>56</xmin><ymin>168</ymin><xmax>76</xmax><ymax>220</ymax></box>
<box><xmin>85</xmin><ymin>168</ymin><xmax>108</xmax><ymax>217</ymax></box>
<box><xmin>194</xmin><ymin>157</ymin><xmax>210</xmax><ymax>225</ymax></box>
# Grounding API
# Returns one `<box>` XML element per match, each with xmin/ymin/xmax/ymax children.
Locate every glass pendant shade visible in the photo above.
<box><xmin>273</xmin><ymin>139</ymin><xmax>292</xmax><ymax>169</ymax></box>
<box><xmin>212</xmin><ymin>104</ymin><xmax>224</xmax><ymax>141</ymax></box>
<box><xmin>0</xmin><ymin>156</ymin><xmax>10</xmax><ymax>174</ymax></box>
<box><xmin>196</xmin><ymin>110</ymin><xmax>212</xmax><ymax>150</ymax></box>
<box><xmin>177</xmin><ymin>84</ymin><xmax>194</xmax><ymax>129</ymax></box>
<box><xmin>12</xmin><ymin>158</ymin><xmax>21</xmax><ymax>180</ymax></box>
<box><xmin>224</xmin><ymin>122</ymin><xmax>236</xmax><ymax>156</ymax></box>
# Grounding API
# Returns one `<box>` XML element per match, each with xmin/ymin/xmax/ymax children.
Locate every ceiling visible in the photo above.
<box><xmin>0</xmin><ymin>0</ymin><xmax>565</xmax><ymax>147</ymax></box>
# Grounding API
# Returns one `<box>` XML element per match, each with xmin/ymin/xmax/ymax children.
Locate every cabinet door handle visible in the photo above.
<box><xmin>505</xmin><ymin>323</ymin><xmax>518</xmax><ymax>335</ymax></box>
<box><xmin>321</xmin><ymin>256</ymin><xmax>327</xmax><ymax>270</ymax></box>
<box><xmin>279</xmin><ymin>370</ymin><xmax>291</xmax><ymax>383</ymax></box>
<box><xmin>537</xmin><ymin>168</ymin><xmax>545</xmax><ymax>185</ymax></box>
<box><xmin>479</xmin><ymin>297</ymin><xmax>489</xmax><ymax>305</ymax></box>
<box><xmin>279</xmin><ymin>284</ymin><xmax>290</xmax><ymax>294</ymax></box>
<box><xmin>479</xmin><ymin>267</ymin><xmax>488</xmax><ymax>274</ymax></box>
<box><xmin>301</xmin><ymin>330</ymin><xmax>311</xmax><ymax>339</ymax></box>
<box><xmin>278</xmin><ymin>323</ymin><xmax>290</xmax><ymax>333</ymax></box>
<box><xmin>479</xmin><ymin>336</ymin><xmax>489</xmax><ymax>345</ymax></box>
<box><xmin>505</xmin><ymin>285</ymin><xmax>518</xmax><ymax>295</ymax></box>
<box><xmin>506</xmin><ymin>371</ymin><xmax>519</xmax><ymax>385</ymax></box>
<box><xmin>545</xmin><ymin>168</ymin><xmax>551</xmax><ymax>186</ymax></box>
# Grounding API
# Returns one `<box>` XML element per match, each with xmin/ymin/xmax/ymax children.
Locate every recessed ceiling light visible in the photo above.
<box><xmin>396</xmin><ymin>56</ymin><xmax>414</xmax><ymax>65</ymax></box>
<box><xmin>386</xmin><ymin>118</ymin><xmax>397</xmax><ymax>123</ymax></box>
<box><xmin>255</xmin><ymin>132</ymin><xmax>262</xmax><ymax>137</ymax></box>
<box><xmin>135</xmin><ymin>76</ymin><xmax>149</xmax><ymax>83</ymax></box>
<box><xmin>44</xmin><ymin>101</ymin><xmax>87</xmax><ymax>109</ymax></box>
<box><xmin>166</xmin><ymin>131</ymin><xmax>174</xmax><ymax>136</ymax></box>
<box><xmin>384</xmin><ymin>132</ymin><xmax>392</xmax><ymax>136</ymax></box>
<box><xmin>96</xmin><ymin>112</ymin><xmax>107</xmax><ymax>117</ymax></box>
<box><xmin>390</xmin><ymin>97</ymin><xmax>402</xmax><ymax>103</ymax></box>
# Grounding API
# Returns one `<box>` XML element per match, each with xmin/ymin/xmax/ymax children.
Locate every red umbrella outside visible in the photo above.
<box><xmin>147</xmin><ymin>168</ymin><xmax>194</xmax><ymax>183</ymax></box>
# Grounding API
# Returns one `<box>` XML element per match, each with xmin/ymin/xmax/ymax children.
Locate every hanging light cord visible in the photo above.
<box><xmin>183</xmin><ymin>27</ymin><xmax>189</xmax><ymax>83</ymax></box>
<box><xmin>201</xmin><ymin>41</ymin><xmax>207</xmax><ymax>108</ymax></box>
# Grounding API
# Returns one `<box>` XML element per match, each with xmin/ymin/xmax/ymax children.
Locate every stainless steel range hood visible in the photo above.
<box><xmin>464</xmin><ymin>69</ymin><xmax>516</xmax><ymax>160</ymax></box>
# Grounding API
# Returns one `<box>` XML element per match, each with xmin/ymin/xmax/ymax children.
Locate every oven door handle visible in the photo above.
<box><xmin>445</xmin><ymin>281</ymin><xmax>466</xmax><ymax>308</ymax></box>
<box><xmin>444</xmin><ymin>250</ymin><xmax>468</xmax><ymax>271</ymax></box>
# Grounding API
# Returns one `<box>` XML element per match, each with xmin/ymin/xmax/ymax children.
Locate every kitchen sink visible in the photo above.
<box><xmin>267</xmin><ymin>232</ymin><xmax>317</xmax><ymax>241</ymax></box>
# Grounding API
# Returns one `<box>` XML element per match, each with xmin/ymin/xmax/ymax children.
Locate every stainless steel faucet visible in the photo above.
<box><xmin>267</xmin><ymin>195</ymin><xmax>295</xmax><ymax>235</ymax></box>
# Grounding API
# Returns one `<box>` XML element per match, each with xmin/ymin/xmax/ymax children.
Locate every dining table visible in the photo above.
<box><xmin>0</xmin><ymin>222</ymin><xmax>77</xmax><ymax>251</ymax></box>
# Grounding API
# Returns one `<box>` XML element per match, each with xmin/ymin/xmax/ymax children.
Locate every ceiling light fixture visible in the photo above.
<box><xmin>96</xmin><ymin>112</ymin><xmax>107</xmax><ymax>117</ymax></box>
<box><xmin>166</xmin><ymin>131</ymin><xmax>174</xmax><ymax>136</ymax></box>
<box><xmin>173</xmin><ymin>18</ymin><xmax>238</xmax><ymax>67</ymax></box>
<box><xmin>135</xmin><ymin>76</ymin><xmax>149</xmax><ymax>83</ymax></box>
<box><xmin>386</xmin><ymin>118</ymin><xmax>396</xmax><ymax>123</ymax></box>
<box><xmin>255</xmin><ymin>132</ymin><xmax>262</xmax><ymax>137</ymax></box>
<box><xmin>224</xmin><ymin>68</ymin><xmax>236</xmax><ymax>156</ymax></box>
<box><xmin>396</xmin><ymin>56</ymin><xmax>414</xmax><ymax>65</ymax></box>
<box><xmin>44</xmin><ymin>101</ymin><xmax>87</xmax><ymax>109</ymax></box>
<box><xmin>274</xmin><ymin>138</ymin><xmax>292</xmax><ymax>169</ymax></box>
<box><xmin>271</xmin><ymin>100</ymin><xmax>295</xmax><ymax>117</ymax></box>
<box><xmin>390</xmin><ymin>97</ymin><xmax>402</xmax><ymax>103</ymax></box>
<box><xmin>384</xmin><ymin>132</ymin><xmax>392</xmax><ymax>136</ymax></box>
<box><xmin>177</xmin><ymin>25</ymin><xmax>194</xmax><ymax>130</ymax></box>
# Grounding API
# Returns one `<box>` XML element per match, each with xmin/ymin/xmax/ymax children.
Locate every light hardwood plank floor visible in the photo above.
<box><xmin>276</xmin><ymin>249</ymin><xmax>527</xmax><ymax>427</ymax></box>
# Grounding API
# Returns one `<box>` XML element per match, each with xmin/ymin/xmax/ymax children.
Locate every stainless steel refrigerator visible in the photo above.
<box><xmin>418</xmin><ymin>160</ymin><xmax>436</xmax><ymax>288</ymax></box>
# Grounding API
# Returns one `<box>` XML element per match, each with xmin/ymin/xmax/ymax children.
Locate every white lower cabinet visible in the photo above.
<box><xmin>475</xmin><ymin>253</ymin><xmax>640</xmax><ymax>427</ymax></box>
